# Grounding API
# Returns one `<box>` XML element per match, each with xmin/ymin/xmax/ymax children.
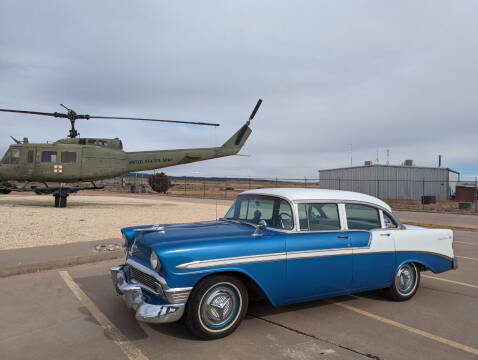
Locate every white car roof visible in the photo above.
<box><xmin>241</xmin><ymin>188</ymin><xmax>392</xmax><ymax>211</ymax></box>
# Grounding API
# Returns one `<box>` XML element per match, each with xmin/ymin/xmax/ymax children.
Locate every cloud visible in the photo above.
<box><xmin>1</xmin><ymin>0</ymin><xmax>477</xmax><ymax>179</ymax></box>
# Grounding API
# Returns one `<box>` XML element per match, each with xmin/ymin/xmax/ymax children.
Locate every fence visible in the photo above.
<box><xmin>98</xmin><ymin>175</ymin><xmax>478</xmax><ymax>214</ymax></box>
<box><xmin>98</xmin><ymin>175</ymin><xmax>319</xmax><ymax>200</ymax></box>
<box><xmin>319</xmin><ymin>178</ymin><xmax>478</xmax><ymax>213</ymax></box>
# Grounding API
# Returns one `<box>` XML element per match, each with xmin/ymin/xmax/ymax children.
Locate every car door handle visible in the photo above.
<box><xmin>337</xmin><ymin>235</ymin><xmax>350</xmax><ymax>239</ymax></box>
<box><xmin>380</xmin><ymin>233</ymin><xmax>391</xmax><ymax>237</ymax></box>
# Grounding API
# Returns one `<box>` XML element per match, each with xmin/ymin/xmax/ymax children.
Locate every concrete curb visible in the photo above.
<box><xmin>0</xmin><ymin>250</ymin><xmax>124</xmax><ymax>278</ymax></box>
<box><xmin>404</xmin><ymin>221</ymin><xmax>478</xmax><ymax>233</ymax></box>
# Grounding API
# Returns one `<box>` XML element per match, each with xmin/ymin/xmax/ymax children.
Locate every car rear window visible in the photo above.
<box><xmin>345</xmin><ymin>204</ymin><xmax>381</xmax><ymax>230</ymax></box>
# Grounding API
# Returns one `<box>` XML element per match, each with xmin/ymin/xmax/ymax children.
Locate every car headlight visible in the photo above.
<box><xmin>150</xmin><ymin>251</ymin><xmax>161</xmax><ymax>271</ymax></box>
<box><xmin>121</xmin><ymin>233</ymin><xmax>128</xmax><ymax>248</ymax></box>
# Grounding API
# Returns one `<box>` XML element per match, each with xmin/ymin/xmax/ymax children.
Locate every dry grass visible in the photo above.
<box><xmin>385</xmin><ymin>199</ymin><xmax>477</xmax><ymax>214</ymax></box>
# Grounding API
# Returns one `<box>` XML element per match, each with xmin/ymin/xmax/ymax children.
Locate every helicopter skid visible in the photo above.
<box><xmin>1</xmin><ymin>183</ymin><xmax>104</xmax><ymax>207</ymax></box>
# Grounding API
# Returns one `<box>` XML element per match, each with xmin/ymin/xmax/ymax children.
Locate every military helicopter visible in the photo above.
<box><xmin>0</xmin><ymin>99</ymin><xmax>262</xmax><ymax>207</ymax></box>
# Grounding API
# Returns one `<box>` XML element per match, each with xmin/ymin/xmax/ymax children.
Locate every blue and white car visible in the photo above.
<box><xmin>110</xmin><ymin>188</ymin><xmax>458</xmax><ymax>339</ymax></box>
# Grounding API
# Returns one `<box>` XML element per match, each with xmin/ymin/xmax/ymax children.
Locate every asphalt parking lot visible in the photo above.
<box><xmin>1</xmin><ymin>230</ymin><xmax>477</xmax><ymax>360</ymax></box>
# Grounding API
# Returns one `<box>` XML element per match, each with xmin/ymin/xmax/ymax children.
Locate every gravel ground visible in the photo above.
<box><xmin>0</xmin><ymin>193</ymin><xmax>229</xmax><ymax>250</ymax></box>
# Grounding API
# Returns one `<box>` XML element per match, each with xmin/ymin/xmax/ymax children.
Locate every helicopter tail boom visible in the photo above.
<box><xmin>219</xmin><ymin>123</ymin><xmax>252</xmax><ymax>156</ymax></box>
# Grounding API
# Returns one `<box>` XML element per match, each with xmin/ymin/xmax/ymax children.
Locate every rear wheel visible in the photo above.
<box><xmin>185</xmin><ymin>275</ymin><xmax>248</xmax><ymax>339</ymax></box>
<box><xmin>388</xmin><ymin>263</ymin><xmax>420</xmax><ymax>301</ymax></box>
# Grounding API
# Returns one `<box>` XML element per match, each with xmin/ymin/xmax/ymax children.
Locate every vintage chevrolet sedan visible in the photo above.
<box><xmin>110</xmin><ymin>188</ymin><xmax>457</xmax><ymax>339</ymax></box>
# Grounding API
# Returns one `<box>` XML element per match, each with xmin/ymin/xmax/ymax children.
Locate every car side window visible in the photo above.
<box><xmin>345</xmin><ymin>204</ymin><xmax>381</xmax><ymax>230</ymax></box>
<box><xmin>277</xmin><ymin>200</ymin><xmax>293</xmax><ymax>230</ymax></box>
<box><xmin>225</xmin><ymin>195</ymin><xmax>294</xmax><ymax>230</ymax></box>
<box><xmin>298</xmin><ymin>203</ymin><xmax>340</xmax><ymax>231</ymax></box>
<box><xmin>383</xmin><ymin>212</ymin><xmax>398</xmax><ymax>229</ymax></box>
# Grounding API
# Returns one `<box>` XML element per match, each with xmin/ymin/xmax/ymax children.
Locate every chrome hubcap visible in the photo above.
<box><xmin>201</xmin><ymin>286</ymin><xmax>237</xmax><ymax>327</ymax></box>
<box><xmin>396</xmin><ymin>264</ymin><xmax>415</xmax><ymax>293</ymax></box>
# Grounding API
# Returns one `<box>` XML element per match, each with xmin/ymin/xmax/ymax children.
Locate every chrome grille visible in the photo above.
<box><xmin>130</xmin><ymin>266</ymin><xmax>158</xmax><ymax>292</ymax></box>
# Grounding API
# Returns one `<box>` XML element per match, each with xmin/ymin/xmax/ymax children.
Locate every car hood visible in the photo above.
<box><xmin>123</xmin><ymin>220</ymin><xmax>263</xmax><ymax>263</ymax></box>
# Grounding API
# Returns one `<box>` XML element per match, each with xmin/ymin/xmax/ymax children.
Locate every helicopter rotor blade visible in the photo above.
<box><xmin>88</xmin><ymin>115</ymin><xmax>220</xmax><ymax>127</ymax></box>
<box><xmin>248</xmin><ymin>99</ymin><xmax>263</xmax><ymax>121</ymax></box>
<box><xmin>0</xmin><ymin>108</ymin><xmax>67</xmax><ymax>118</ymax></box>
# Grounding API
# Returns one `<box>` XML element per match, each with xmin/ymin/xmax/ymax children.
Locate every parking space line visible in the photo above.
<box><xmin>455</xmin><ymin>241</ymin><xmax>478</xmax><ymax>246</ymax></box>
<box><xmin>457</xmin><ymin>255</ymin><xmax>478</xmax><ymax>261</ymax></box>
<box><xmin>59</xmin><ymin>271</ymin><xmax>149</xmax><ymax>360</ymax></box>
<box><xmin>331</xmin><ymin>297</ymin><xmax>478</xmax><ymax>356</ymax></box>
<box><xmin>422</xmin><ymin>275</ymin><xmax>478</xmax><ymax>289</ymax></box>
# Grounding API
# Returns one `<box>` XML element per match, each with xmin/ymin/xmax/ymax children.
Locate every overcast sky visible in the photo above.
<box><xmin>1</xmin><ymin>1</ymin><xmax>477</xmax><ymax>179</ymax></box>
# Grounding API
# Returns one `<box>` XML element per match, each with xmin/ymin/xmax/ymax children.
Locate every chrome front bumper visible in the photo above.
<box><xmin>110</xmin><ymin>265</ymin><xmax>186</xmax><ymax>323</ymax></box>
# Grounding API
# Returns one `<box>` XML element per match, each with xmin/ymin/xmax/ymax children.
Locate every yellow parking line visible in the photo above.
<box><xmin>332</xmin><ymin>298</ymin><xmax>478</xmax><ymax>356</ymax></box>
<box><xmin>422</xmin><ymin>274</ymin><xmax>478</xmax><ymax>289</ymax></box>
<box><xmin>59</xmin><ymin>271</ymin><xmax>149</xmax><ymax>360</ymax></box>
<box><xmin>457</xmin><ymin>255</ymin><xmax>478</xmax><ymax>261</ymax></box>
<box><xmin>455</xmin><ymin>241</ymin><xmax>478</xmax><ymax>246</ymax></box>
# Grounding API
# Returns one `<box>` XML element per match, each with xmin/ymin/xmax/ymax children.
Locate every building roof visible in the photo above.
<box><xmin>320</xmin><ymin>164</ymin><xmax>459</xmax><ymax>174</ymax></box>
<box><xmin>241</xmin><ymin>188</ymin><xmax>392</xmax><ymax>211</ymax></box>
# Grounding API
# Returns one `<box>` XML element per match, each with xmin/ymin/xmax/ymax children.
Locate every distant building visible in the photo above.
<box><xmin>319</xmin><ymin>162</ymin><xmax>459</xmax><ymax>200</ymax></box>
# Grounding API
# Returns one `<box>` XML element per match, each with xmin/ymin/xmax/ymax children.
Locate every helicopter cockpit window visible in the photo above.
<box><xmin>2</xmin><ymin>150</ymin><xmax>11</xmax><ymax>164</ymax></box>
<box><xmin>61</xmin><ymin>152</ymin><xmax>77</xmax><ymax>163</ymax></box>
<box><xmin>41</xmin><ymin>151</ymin><xmax>57</xmax><ymax>163</ymax></box>
<box><xmin>11</xmin><ymin>149</ymin><xmax>20</xmax><ymax>164</ymax></box>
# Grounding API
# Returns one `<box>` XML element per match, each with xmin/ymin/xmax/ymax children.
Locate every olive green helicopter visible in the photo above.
<box><xmin>0</xmin><ymin>99</ymin><xmax>262</xmax><ymax>207</ymax></box>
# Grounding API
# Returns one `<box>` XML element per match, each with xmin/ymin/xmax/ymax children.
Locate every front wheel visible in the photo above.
<box><xmin>185</xmin><ymin>275</ymin><xmax>248</xmax><ymax>339</ymax></box>
<box><xmin>387</xmin><ymin>262</ymin><xmax>420</xmax><ymax>301</ymax></box>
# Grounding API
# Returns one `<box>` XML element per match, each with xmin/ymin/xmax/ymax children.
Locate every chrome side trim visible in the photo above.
<box><xmin>176</xmin><ymin>252</ymin><xmax>287</xmax><ymax>269</ymax></box>
<box><xmin>177</xmin><ymin>248</ymin><xmax>361</xmax><ymax>269</ymax></box>
<box><xmin>176</xmin><ymin>248</ymin><xmax>453</xmax><ymax>270</ymax></box>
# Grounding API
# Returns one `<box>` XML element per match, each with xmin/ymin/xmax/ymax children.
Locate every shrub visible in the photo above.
<box><xmin>149</xmin><ymin>172</ymin><xmax>171</xmax><ymax>193</ymax></box>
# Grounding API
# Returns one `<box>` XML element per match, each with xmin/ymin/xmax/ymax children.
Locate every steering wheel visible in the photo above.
<box><xmin>278</xmin><ymin>212</ymin><xmax>293</xmax><ymax>230</ymax></box>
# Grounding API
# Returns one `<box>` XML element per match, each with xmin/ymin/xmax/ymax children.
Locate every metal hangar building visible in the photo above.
<box><xmin>319</xmin><ymin>161</ymin><xmax>459</xmax><ymax>200</ymax></box>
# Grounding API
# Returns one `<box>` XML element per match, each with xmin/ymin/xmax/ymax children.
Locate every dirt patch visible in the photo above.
<box><xmin>0</xmin><ymin>193</ymin><xmax>229</xmax><ymax>250</ymax></box>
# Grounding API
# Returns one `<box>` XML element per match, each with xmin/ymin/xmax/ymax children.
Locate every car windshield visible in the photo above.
<box><xmin>224</xmin><ymin>195</ymin><xmax>294</xmax><ymax>230</ymax></box>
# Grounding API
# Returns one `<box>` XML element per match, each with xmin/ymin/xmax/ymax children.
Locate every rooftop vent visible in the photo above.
<box><xmin>403</xmin><ymin>159</ymin><xmax>414</xmax><ymax>166</ymax></box>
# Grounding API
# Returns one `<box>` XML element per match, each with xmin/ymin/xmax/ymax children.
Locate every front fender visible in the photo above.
<box><xmin>167</xmin><ymin>261</ymin><xmax>287</xmax><ymax>307</ymax></box>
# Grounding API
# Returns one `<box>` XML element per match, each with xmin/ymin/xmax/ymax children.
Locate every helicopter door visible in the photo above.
<box><xmin>25</xmin><ymin>148</ymin><xmax>36</xmax><ymax>177</ymax></box>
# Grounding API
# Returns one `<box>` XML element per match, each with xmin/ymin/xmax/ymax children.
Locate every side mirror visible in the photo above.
<box><xmin>252</xmin><ymin>220</ymin><xmax>267</xmax><ymax>237</ymax></box>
